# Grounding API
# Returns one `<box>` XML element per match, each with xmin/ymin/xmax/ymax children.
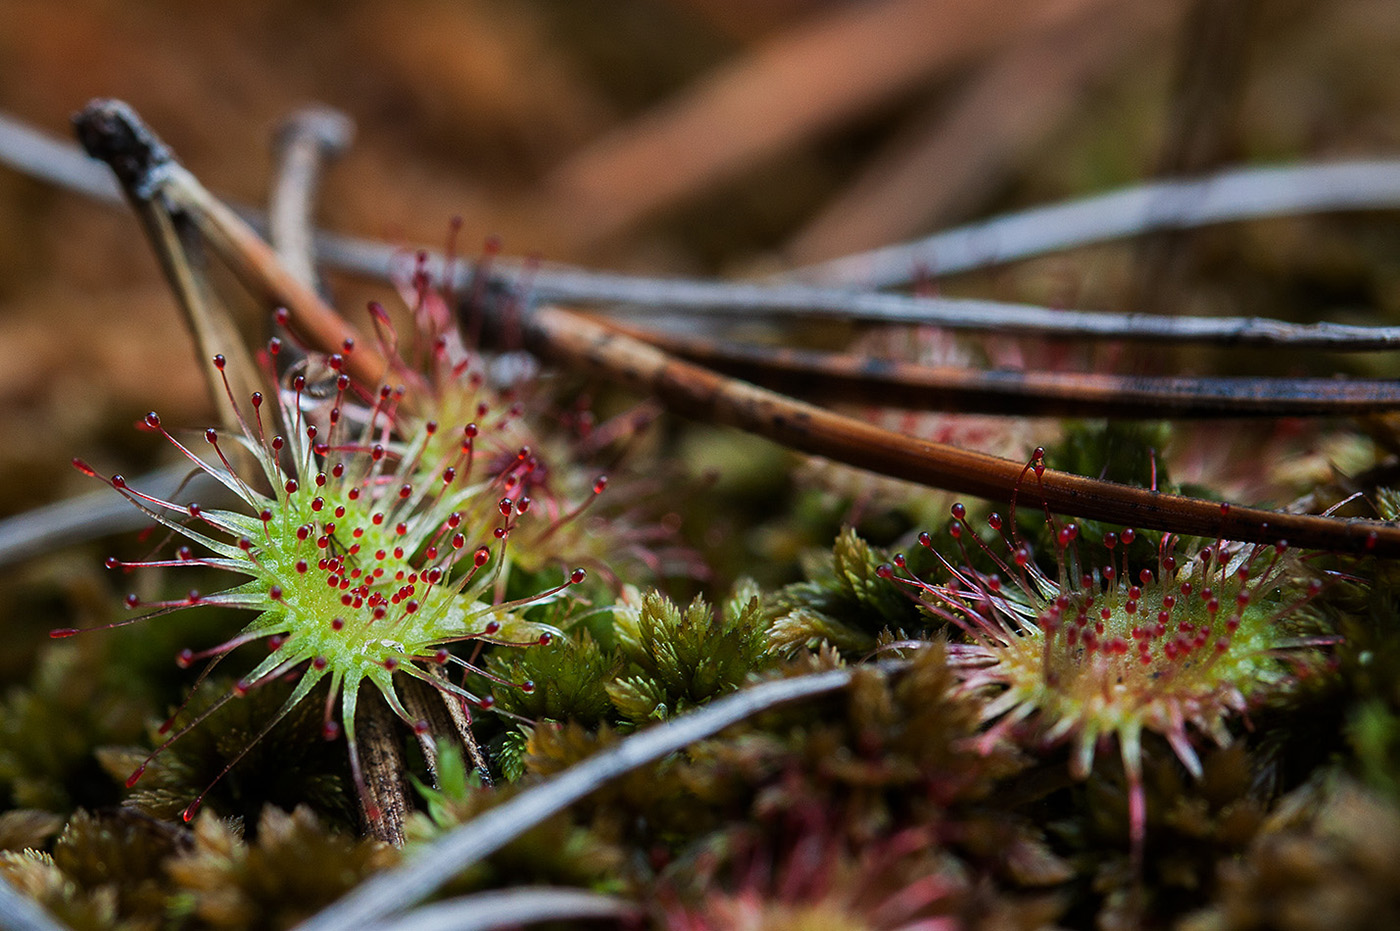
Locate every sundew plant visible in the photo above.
<box><xmin>66</xmin><ymin>341</ymin><xmax>590</xmax><ymax>821</ymax></box>
<box><xmin>881</xmin><ymin>500</ymin><xmax>1331</xmax><ymax>868</ymax></box>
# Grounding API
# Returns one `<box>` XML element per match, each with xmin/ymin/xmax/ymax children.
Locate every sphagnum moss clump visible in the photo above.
<box><xmin>882</xmin><ymin>502</ymin><xmax>1332</xmax><ymax>865</ymax></box>
<box><xmin>63</xmin><ymin>343</ymin><xmax>592</xmax><ymax>820</ymax></box>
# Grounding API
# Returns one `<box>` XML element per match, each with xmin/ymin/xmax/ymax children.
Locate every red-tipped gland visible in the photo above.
<box><xmin>875</xmin><ymin>564</ymin><xmax>894</xmax><ymax>579</ymax></box>
<box><xmin>475</xmin><ymin>546</ymin><xmax>490</xmax><ymax>568</ymax></box>
<box><xmin>126</xmin><ymin>764</ymin><xmax>146</xmax><ymax>788</ymax></box>
<box><xmin>570</xmin><ymin>567</ymin><xmax>587</xmax><ymax>584</ymax></box>
<box><xmin>951</xmin><ymin>502</ymin><xmax>966</xmax><ymax>521</ymax></box>
<box><xmin>538</xmin><ymin>633</ymin><xmax>554</xmax><ymax>646</ymax></box>
<box><xmin>125</xmin><ymin>593</ymin><xmax>140</xmax><ymax>609</ymax></box>
<box><xmin>484</xmin><ymin>620</ymin><xmax>501</xmax><ymax>635</ymax></box>
<box><xmin>521</xmin><ymin>680</ymin><xmax>536</xmax><ymax>693</ymax></box>
<box><xmin>144</xmin><ymin>411</ymin><xmax>161</xmax><ymax>429</ymax></box>
<box><xmin>49</xmin><ymin>628</ymin><xmax>79</xmax><ymax>639</ymax></box>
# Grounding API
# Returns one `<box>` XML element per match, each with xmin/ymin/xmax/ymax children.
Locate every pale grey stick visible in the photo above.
<box><xmin>315</xmin><ymin>235</ymin><xmax>1400</xmax><ymax>348</ymax></box>
<box><xmin>787</xmin><ymin>160</ymin><xmax>1400</xmax><ymax>288</ymax></box>
<box><xmin>294</xmin><ymin>667</ymin><xmax>856</xmax><ymax>931</ymax></box>
<box><xmin>270</xmin><ymin>108</ymin><xmax>354</xmax><ymax>293</ymax></box>
<box><xmin>0</xmin><ymin>463</ymin><xmax>227</xmax><ymax>569</ymax></box>
<box><xmin>7</xmin><ymin>110</ymin><xmax>1400</xmax><ymax>347</ymax></box>
<box><xmin>0</xmin><ymin>875</ymin><xmax>72</xmax><ymax>931</ymax></box>
<box><xmin>357</xmin><ymin>889</ymin><xmax>638</xmax><ymax>931</ymax></box>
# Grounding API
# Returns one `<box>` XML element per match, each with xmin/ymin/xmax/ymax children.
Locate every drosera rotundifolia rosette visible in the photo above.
<box><xmin>878</xmin><ymin>474</ymin><xmax>1335</xmax><ymax>868</ymax></box>
<box><xmin>62</xmin><ymin>333</ymin><xmax>600</xmax><ymax>823</ymax></box>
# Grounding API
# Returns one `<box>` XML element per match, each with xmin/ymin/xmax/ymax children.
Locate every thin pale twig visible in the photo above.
<box><xmin>270</xmin><ymin>108</ymin><xmax>355</xmax><ymax>294</ymax></box>
<box><xmin>789</xmin><ymin>160</ymin><xmax>1400</xmax><ymax>288</ymax></box>
<box><xmin>357</xmin><ymin>889</ymin><xmax>639</xmax><ymax>931</ymax></box>
<box><xmin>0</xmin><ymin>875</ymin><xmax>72</xmax><ymax>931</ymax></box>
<box><xmin>0</xmin><ymin>110</ymin><xmax>121</xmax><ymax>203</ymax></box>
<box><xmin>0</xmin><ymin>463</ymin><xmax>228</xmax><ymax>569</ymax></box>
<box><xmin>8</xmin><ymin>110</ymin><xmax>1400</xmax><ymax>350</ymax></box>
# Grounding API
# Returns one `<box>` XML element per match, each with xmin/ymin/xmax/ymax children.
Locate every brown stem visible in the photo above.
<box><xmin>520</xmin><ymin>306</ymin><xmax>1400</xmax><ymax>556</ymax></box>
<box><xmin>608</xmin><ymin>321</ymin><xmax>1400</xmax><ymax>418</ymax></box>
<box><xmin>358</xmin><ymin>698</ymin><xmax>410</xmax><ymax>847</ymax></box>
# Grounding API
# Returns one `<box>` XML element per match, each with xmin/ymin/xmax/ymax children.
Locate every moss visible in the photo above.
<box><xmin>770</xmin><ymin>528</ymin><xmax>928</xmax><ymax>656</ymax></box>
<box><xmin>607</xmin><ymin>580</ymin><xmax>775</xmax><ymax>725</ymax></box>
<box><xmin>0</xmin><ymin>641</ymin><xmax>151</xmax><ymax>814</ymax></box>
<box><xmin>166</xmin><ymin>806</ymin><xmax>397</xmax><ymax>929</ymax></box>
<box><xmin>1181</xmin><ymin>775</ymin><xmax>1400</xmax><ymax>931</ymax></box>
<box><xmin>486</xmin><ymin>629</ymin><xmax>618</xmax><ymax>726</ymax></box>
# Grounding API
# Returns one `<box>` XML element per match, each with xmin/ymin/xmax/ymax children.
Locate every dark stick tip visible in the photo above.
<box><xmin>71</xmin><ymin>98</ymin><xmax>172</xmax><ymax>196</ymax></box>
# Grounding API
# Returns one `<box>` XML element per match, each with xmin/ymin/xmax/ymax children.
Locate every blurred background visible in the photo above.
<box><xmin>1</xmin><ymin>0</ymin><xmax>1399</xmax><ymax>523</ymax></box>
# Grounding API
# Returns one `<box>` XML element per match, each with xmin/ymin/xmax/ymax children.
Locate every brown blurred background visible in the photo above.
<box><xmin>2</xmin><ymin>0</ymin><xmax>1400</xmax><ymax>521</ymax></box>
